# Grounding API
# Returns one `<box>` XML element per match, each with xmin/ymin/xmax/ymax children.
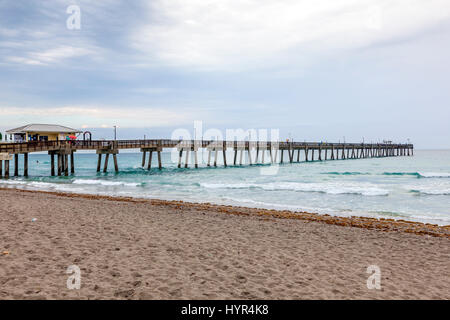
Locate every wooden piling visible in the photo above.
<box><xmin>24</xmin><ymin>153</ymin><xmax>28</xmax><ymax>177</ymax></box>
<box><xmin>223</xmin><ymin>149</ymin><xmax>227</xmax><ymax>167</ymax></box>
<box><xmin>51</xmin><ymin>153</ymin><xmax>55</xmax><ymax>176</ymax></box>
<box><xmin>64</xmin><ymin>154</ymin><xmax>69</xmax><ymax>176</ymax></box>
<box><xmin>147</xmin><ymin>151</ymin><xmax>153</xmax><ymax>170</ymax></box>
<box><xmin>255</xmin><ymin>147</ymin><xmax>259</xmax><ymax>164</ymax></box>
<box><xmin>57</xmin><ymin>154</ymin><xmax>62</xmax><ymax>176</ymax></box>
<box><xmin>97</xmin><ymin>154</ymin><xmax>102</xmax><ymax>172</ymax></box>
<box><xmin>185</xmin><ymin>149</ymin><xmax>190</xmax><ymax>168</ymax></box>
<box><xmin>178</xmin><ymin>150</ymin><xmax>183</xmax><ymax>168</ymax></box>
<box><xmin>14</xmin><ymin>154</ymin><xmax>19</xmax><ymax>176</ymax></box>
<box><xmin>157</xmin><ymin>151</ymin><xmax>162</xmax><ymax>170</ymax></box>
<box><xmin>113</xmin><ymin>154</ymin><xmax>119</xmax><ymax>172</ymax></box>
<box><xmin>214</xmin><ymin>149</ymin><xmax>218</xmax><ymax>167</ymax></box>
<box><xmin>5</xmin><ymin>160</ymin><xmax>9</xmax><ymax>178</ymax></box>
<box><xmin>289</xmin><ymin>148</ymin><xmax>293</xmax><ymax>163</ymax></box>
<box><xmin>305</xmin><ymin>148</ymin><xmax>309</xmax><ymax>161</ymax></box>
<box><xmin>103</xmin><ymin>153</ymin><xmax>109</xmax><ymax>173</ymax></box>
<box><xmin>70</xmin><ymin>152</ymin><xmax>74</xmax><ymax>174</ymax></box>
<box><xmin>142</xmin><ymin>151</ymin><xmax>146</xmax><ymax>167</ymax></box>
<box><xmin>194</xmin><ymin>150</ymin><xmax>199</xmax><ymax>168</ymax></box>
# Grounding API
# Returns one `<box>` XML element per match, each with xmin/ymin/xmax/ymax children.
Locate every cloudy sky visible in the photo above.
<box><xmin>0</xmin><ymin>0</ymin><xmax>449</xmax><ymax>148</ymax></box>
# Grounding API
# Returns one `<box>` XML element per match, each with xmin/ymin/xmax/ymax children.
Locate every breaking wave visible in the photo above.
<box><xmin>200</xmin><ymin>182</ymin><xmax>389</xmax><ymax>196</ymax></box>
<box><xmin>417</xmin><ymin>172</ymin><xmax>450</xmax><ymax>178</ymax></box>
<box><xmin>72</xmin><ymin>179</ymin><xmax>141</xmax><ymax>187</ymax></box>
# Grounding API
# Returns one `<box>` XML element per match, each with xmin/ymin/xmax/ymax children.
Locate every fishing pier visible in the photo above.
<box><xmin>0</xmin><ymin>139</ymin><xmax>414</xmax><ymax>178</ymax></box>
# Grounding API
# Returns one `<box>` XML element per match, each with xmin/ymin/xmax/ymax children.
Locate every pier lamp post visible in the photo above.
<box><xmin>113</xmin><ymin>126</ymin><xmax>117</xmax><ymax>140</ymax></box>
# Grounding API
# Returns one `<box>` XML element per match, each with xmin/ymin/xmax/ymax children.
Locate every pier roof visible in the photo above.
<box><xmin>6</xmin><ymin>124</ymin><xmax>81</xmax><ymax>134</ymax></box>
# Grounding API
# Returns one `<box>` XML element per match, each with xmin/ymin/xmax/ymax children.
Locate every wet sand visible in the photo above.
<box><xmin>0</xmin><ymin>188</ymin><xmax>449</xmax><ymax>299</ymax></box>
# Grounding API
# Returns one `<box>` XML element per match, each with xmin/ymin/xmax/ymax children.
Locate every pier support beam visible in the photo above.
<box><xmin>58</xmin><ymin>154</ymin><xmax>62</xmax><ymax>176</ymax></box>
<box><xmin>5</xmin><ymin>160</ymin><xmax>9</xmax><ymax>178</ymax></box>
<box><xmin>64</xmin><ymin>154</ymin><xmax>69</xmax><ymax>176</ymax></box>
<box><xmin>113</xmin><ymin>154</ymin><xmax>119</xmax><ymax>172</ymax></box>
<box><xmin>97</xmin><ymin>154</ymin><xmax>102</xmax><ymax>172</ymax></box>
<box><xmin>96</xmin><ymin>149</ymin><xmax>119</xmax><ymax>173</ymax></box>
<box><xmin>0</xmin><ymin>153</ymin><xmax>13</xmax><ymax>178</ymax></box>
<box><xmin>289</xmin><ymin>146</ymin><xmax>293</xmax><ymax>163</ymax></box>
<box><xmin>14</xmin><ymin>154</ymin><xmax>19</xmax><ymax>177</ymax></box>
<box><xmin>157</xmin><ymin>150</ymin><xmax>162</xmax><ymax>170</ymax></box>
<box><xmin>185</xmin><ymin>149</ymin><xmax>190</xmax><ymax>168</ymax></box>
<box><xmin>51</xmin><ymin>154</ymin><xmax>55</xmax><ymax>176</ymax></box>
<box><xmin>141</xmin><ymin>147</ymin><xmax>160</xmax><ymax>170</ymax></box>
<box><xmin>255</xmin><ymin>147</ymin><xmax>259</xmax><ymax>164</ymax></box>
<box><xmin>103</xmin><ymin>154</ymin><xmax>109</xmax><ymax>173</ymax></box>
<box><xmin>48</xmin><ymin>149</ymin><xmax>76</xmax><ymax>177</ymax></box>
<box><xmin>148</xmin><ymin>150</ymin><xmax>153</xmax><ymax>169</ymax></box>
<box><xmin>70</xmin><ymin>152</ymin><xmax>75</xmax><ymax>174</ymax></box>
<box><xmin>142</xmin><ymin>151</ymin><xmax>146</xmax><ymax>167</ymax></box>
<box><xmin>178</xmin><ymin>149</ymin><xmax>183</xmax><ymax>168</ymax></box>
<box><xmin>24</xmin><ymin>153</ymin><xmax>28</xmax><ymax>177</ymax></box>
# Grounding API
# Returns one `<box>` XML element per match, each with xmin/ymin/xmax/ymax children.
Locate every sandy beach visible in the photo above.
<box><xmin>0</xmin><ymin>188</ymin><xmax>449</xmax><ymax>300</ymax></box>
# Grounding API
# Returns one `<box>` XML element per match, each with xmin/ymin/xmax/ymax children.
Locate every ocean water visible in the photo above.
<box><xmin>1</xmin><ymin>149</ymin><xmax>449</xmax><ymax>225</ymax></box>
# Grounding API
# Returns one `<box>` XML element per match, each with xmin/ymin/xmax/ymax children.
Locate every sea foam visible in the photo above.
<box><xmin>200</xmin><ymin>182</ymin><xmax>389</xmax><ymax>196</ymax></box>
<box><xmin>72</xmin><ymin>179</ymin><xmax>140</xmax><ymax>187</ymax></box>
<box><xmin>417</xmin><ymin>172</ymin><xmax>450</xmax><ymax>178</ymax></box>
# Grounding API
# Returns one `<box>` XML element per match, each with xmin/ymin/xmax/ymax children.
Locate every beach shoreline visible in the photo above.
<box><xmin>2</xmin><ymin>187</ymin><xmax>449</xmax><ymax>238</ymax></box>
<box><xmin>0</xmin><ymin>187</ymin><xmax>449</xmax><ymax>299</ymax></box>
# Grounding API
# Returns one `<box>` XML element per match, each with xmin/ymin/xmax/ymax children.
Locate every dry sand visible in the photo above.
<box><xmin>0</xmin><ymin>188</ymin><xmax>449</xmax><ymax>300</ymax></box>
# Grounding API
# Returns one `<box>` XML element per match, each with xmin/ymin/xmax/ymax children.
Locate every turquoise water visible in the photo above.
<box><xmin>1</xmin><ymin>149</ymin><xmax>449</xmax><ymax>225</ymax></box>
